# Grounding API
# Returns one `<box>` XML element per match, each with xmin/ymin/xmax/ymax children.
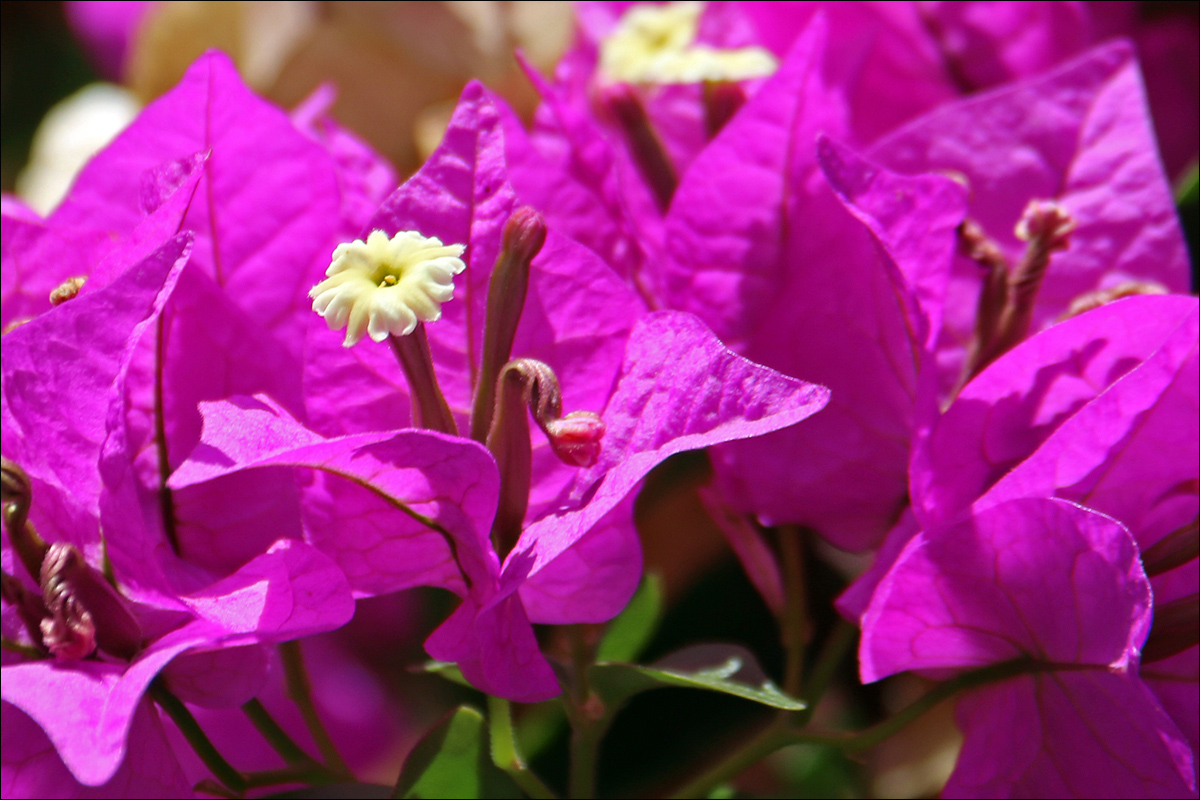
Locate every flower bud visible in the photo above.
<box><xmin>486</xmin><ymin>359</ymin><xmax>606</xmax><ymax>555</ymax></box>
<box><xmin>544</xmin><ymin>412</ymin><xmax>606</xmax><ymax>468</ymax></box>
<box><xmin>469</xmin><ymin>207</ymin><xmax>547</xmax><ymax>442</ymax></box>
<box><xmin>39</xmin><ymin>543</ymin><xmax>142</xmax><ymax>661</ymax></box>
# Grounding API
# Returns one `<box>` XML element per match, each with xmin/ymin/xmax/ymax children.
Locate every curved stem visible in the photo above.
<box><xmin>241</xmin><ymin>698</ymin><xmax>318</xmax><ymax>766</ymax></box>
<box><xmin>150</xmin><ymin>678</ymin><xmax>246</xmax><ymax>795</ymax></box>
<box><xmin>488</xmin><ymin>696</ymin><xmax>558</xmax><ymax>799</ymax></box>
<box><xmin>667</xmin><ymin>659</ymin><xmax>1036</xmax><ymax>798</ymax></box>
<box><xmin>667</xmin><ymin>718</ymin><xmax>793</xmax><ymax>800</ymax></box>
<box><xmin>796</xmin><ymin>619</ymin><xmax>857</xmax><ymax>726</ymax></box>
<box><xmin>280</xmin><ymin>641</ymin><xmax>351</xmax><ymax>777</ymax></box>
<box><xmin>837</xmin><ymin>659</ymin><xmax>1034</xmax><ymax>754</ymax></box>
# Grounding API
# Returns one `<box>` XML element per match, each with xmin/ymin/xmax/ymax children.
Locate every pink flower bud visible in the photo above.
<box><xmin>39</xmin><ymin>542</ymin><xmax>142</xmax><ymax>661</ymax></box>
<box><xmin>545</xmin><ymin>411</ymin><xmax>606</xmax><ymax>468</ymax></box>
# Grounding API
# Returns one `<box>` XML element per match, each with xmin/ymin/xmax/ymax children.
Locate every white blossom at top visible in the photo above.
<box><xmin>310</xmin><ymin>230</ymin><xmax>466</xmax><ymax>348</ymax></box>
<box><xmin>17</xmin><ymin>84</ymin><xmax>140</xmax><ymax>215</ymax></box>
<box><xmin>598</xmin><ymin>2</ymin><xmax>777</xmax><ymax>85</ymax></box>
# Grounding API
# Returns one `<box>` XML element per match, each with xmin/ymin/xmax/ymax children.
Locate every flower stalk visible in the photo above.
<box><xmin>470</xmin><ymin>207</ymin><xmax>547</xmax><ymax>443</ymax></box>
<box><xmin>389</xmin><ymin>325</ymin><xmax>459</xmax><ymax>436</ymax></box>
<box><xmin>600</xmin><ymin>84</ymin><xmax>678</xmax><ymax>213</ymax></box>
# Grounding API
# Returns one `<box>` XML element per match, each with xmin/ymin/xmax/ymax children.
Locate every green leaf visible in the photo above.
<box><xmin>1175</xmin><ymin>161</ymin><xmax>1198</xmax><ymax>206</ymax></box>
<box><xmin>392</xmin><ymin>706</ymin><xmax>521</xmax><ymax>799</ymax></box>
<box><xmin>514</xmin><ymin>701</ymin><xmax>567</xmax><ymax>762</ymax></box>
<box><xmin>596</xmin><ymin>572</ymin><xmax>664</xmax><ymax>663</ymax></box>
<box><xmin>589</xmin><ymin>644</ymin><xmax>805</xmax><ymax>713</ymax></box>
<box><xmin>418</xmin><ymin>661</ymin><xmax>472</xmax><ymax>688</ymax></box>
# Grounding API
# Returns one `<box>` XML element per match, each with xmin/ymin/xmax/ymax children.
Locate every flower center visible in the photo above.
<box><xmin>599</xmin><ymin>1</ymin><xmax>777</xmax><ymax>85</ymax></box>
<box><xmin>310</xmin><ymin>229</ymin><xmax>467</xmax><ymax>348</ymax></box>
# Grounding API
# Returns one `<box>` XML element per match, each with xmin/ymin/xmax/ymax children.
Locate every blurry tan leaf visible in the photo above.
<box><xmin>125</xmin><ymin>1</ymin><xmax>573</xmax><ymax>174</ymax></box>
<box><xmin>127</xmin><ymin>1</ymin><xmax>317</xmax><ymax>101</ymax></box>
<box><xmin>268</xmin><ymin>12</ymin><xmax>463</xmax><ymax>173</ymax></box>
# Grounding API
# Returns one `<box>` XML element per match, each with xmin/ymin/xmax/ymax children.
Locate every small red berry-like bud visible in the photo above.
<box><xmin>545</xmin><ymin>412</ymin><xmax>606</xmax><ymax>468</ymax></box>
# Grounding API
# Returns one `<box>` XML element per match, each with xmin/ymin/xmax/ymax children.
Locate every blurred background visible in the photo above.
<box><xmin>2</xmin><ymin>2</ymin><xmax>1197</xmax><ymax>796</ymax></box>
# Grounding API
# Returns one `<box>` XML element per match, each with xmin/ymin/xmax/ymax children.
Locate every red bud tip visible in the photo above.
<box><xmin>545</xmin><ymin>411</ymin><xmax>606</xmax><ymax>468</ymax></box>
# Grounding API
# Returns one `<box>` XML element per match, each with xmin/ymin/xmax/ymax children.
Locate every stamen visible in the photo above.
<box><xmin>49</xmin><ymin>276</ymin><xmax>87</xmax><ymax>306</ymax></box>
<box><xmin>1060</xmin><ymin>281</ymin><xmax>1168</xmax><ymax>320</ymax></box>
<box><xmin>310</xmin><ymin>230</ymin><xmax>466</xmax><ymax>348</ymax></box>
<box><xmin>956</xmin><ymin>200</ymin><xmax>1078</xmax><ymax>388</ymax></box>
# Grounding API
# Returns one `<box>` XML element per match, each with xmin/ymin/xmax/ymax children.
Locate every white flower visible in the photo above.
<box><xmin>310</xmin><ymin>230</ymin><xmax>466</xmax><ymax>347</ymax></box>
<box><xmin>598</xmin><ymin>2</ymin><xmax>776</xmax><ymax>85</ymax></box>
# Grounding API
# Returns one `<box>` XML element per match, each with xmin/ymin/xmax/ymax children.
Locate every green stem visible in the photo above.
<box><xmin>194</xmin><ymin>778</ymin><xmax>240</xmax><ymax>798</ymax></box>
<box><xmin>569</xmin><ymin>724</ymin><xmax>602</xmax><ymax>800</ymax></box>
<box><xmin>837</xmin><ymin>659</ymin><xmax>1035</xmax><ymax>754</ymax></box>
<box><xmin>777</xmin><ymin>527</ymin><xmax>808</xmax><ymax>697</ymax></box>
<box><xmin>566</xmin><ymin>626</ymin><xmax>600</xmax><ymax>800</ymax></box>
<box><xmin>241</xmin><ymin>698</ymin><xmax>318</xmax><ymax>767</ymax></box>
<box><xmin>280</xmin><ymin>641</ymin><xmax>351</xmax><ymax>777</ymax></box>
<box><xmin>0</xmin><ymin>637</ymin><xmax>43</xmax><ymax>660</ymax></box>
<box><xmin>796</xmin><ymin>620</ymin><xmax>857</xmax><ymax>725</ymax></box>
<box><xmin>668</xmin><ymin>659</ymin><xmax>1037</xmax><ymax>798</ymax></box>
<box><xmin>667</xmin><ymin>718</ymin><xmax>793</xmax><ymax>800</ymax></box>
<box><xmin>150</xmin><ymin>678</ymin><xmax>246</xmax><ymax>795</ymax></box>
<box><xmin>388</xmin><ymin>327</ymin><xmax>459</xmax><ymax>436</ymax></box>
<box><xmin>487</xmin><ymin>696</ymin><xmax>558</xmax><ymax>799</ymax></box>
<box><xmin>242</xmin><ymin>763</ymin><xmax>343</xmax><ymax>789</ymax></box>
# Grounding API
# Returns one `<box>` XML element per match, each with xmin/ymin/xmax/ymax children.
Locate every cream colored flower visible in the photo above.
<box><xmin>598</xmin><ymin>2</ymin><xmax>776</xmax><ymax>85</ymax></box>
<box><xmin>310</xmin><ymin>230</ymin><xmax>466</xmax><ymax>347</ymax></box>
